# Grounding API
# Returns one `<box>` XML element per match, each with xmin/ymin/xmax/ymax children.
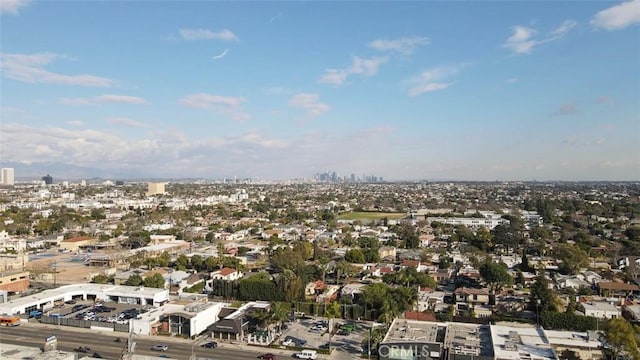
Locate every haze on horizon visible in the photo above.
<box><xmin>1</xmin><ymin>0</ymin><xmax>639</xmax><ymax>181</ymax></box>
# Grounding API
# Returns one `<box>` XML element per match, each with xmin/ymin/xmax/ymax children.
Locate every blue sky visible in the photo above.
<box><xmin>1</xmin><ymin>0</ymin><xmax>639</xmax><ymax>181</ymax></box>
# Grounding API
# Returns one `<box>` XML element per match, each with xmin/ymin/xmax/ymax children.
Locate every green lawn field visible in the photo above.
<box><xmin>337</xmin><ymin>211</ymin><xmax>406</xmax><ymax>221</ymax></box>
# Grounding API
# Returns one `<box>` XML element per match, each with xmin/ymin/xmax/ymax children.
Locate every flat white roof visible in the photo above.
<box><xmin>0</xmin><ymin>284</ymin><xmax>168</xmax><ymax>315</ymax></box>
<box><xmin>542</xmin><ymin>329</ymin><xmax>602</xmax><ymax>349</ymax></box>
<box><xmin>490</xmin><ymin>325</ymin><xmax>556</xmax><ymax>360</ymax></box>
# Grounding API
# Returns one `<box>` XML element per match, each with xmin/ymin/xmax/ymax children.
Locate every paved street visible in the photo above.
<box><xmin>0</xmin><ymin>322</ymin><xmax>313</xmax><ymax>360</ymax></box>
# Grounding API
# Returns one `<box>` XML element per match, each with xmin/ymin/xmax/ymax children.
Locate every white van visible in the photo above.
<box><xmin>295</xmin><ymin>350</ymin><xmax>317</xmax><ymax>359</ymax></box>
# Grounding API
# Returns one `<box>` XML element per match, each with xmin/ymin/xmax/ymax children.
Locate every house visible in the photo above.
<box><xmin>340</xmin><ymin>283</ymin><xmax>365</xmax><ymax>299</ymax></box>
<box><xmin>210</xmin><ymin>267</ymin><xmax>243</xmax><ymax>281</ymax></box>
<box><xmin>454</xmin><ymin>287</ymin><xmax>490</xmax><ymax>308</ymax></box>
<box><xmin>371</xmin><ymin>264</ymin><xmax>395</xmax><ymax>277</ymax></box>
<box><xmin>597</xmin><ymin>281</ymin><xmax>640</xmax><ymax>297</ymax></box>
<box><xmin>416</xmin><ymin>289</ymin><xmax>446</xmax><ymax>312</ymax></box>
<box><xmin>399</xmin><ymin>259</ymin><xmax>428</xmax><ymax>273</ymax></box>
<box><xmin>378</xmin><ymin>246</ymin><xmax>396</xmax><ymax>260</ymax></box>
<box><xmin>305</xmin><ymin>280</ymin><xmax>327</xmax><ymax>298</ymax></box>
<box><xmin>317</xmin><ymin>285</ymin><xmax>340</xmax><ymax>303</ymax></box>
<box><xmin>431</xmin><ymin>270</ymin><xmax>452</xmax><ymax>285</ymax></box>
<box><xmin>557</xmin><ymin>275</ymin><xmax>591</xmax><ymax>290</ymax></box>
<box><xmin>579</xmin><ymin>302</ymin><xmax>621</xmax><ymax>319</ymax></box>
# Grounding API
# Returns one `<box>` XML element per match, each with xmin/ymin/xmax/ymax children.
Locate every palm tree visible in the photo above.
<box><xmin>325</xmin><ymin>301</ymin><xmax>341</xmax><ymax>352</ymax></box>
<box><xmin>270</xmin><ymin>302</ymin><xmax>289</xmax><ymax>332</ymax></box>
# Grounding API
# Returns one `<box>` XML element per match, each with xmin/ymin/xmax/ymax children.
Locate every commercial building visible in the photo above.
<box><xmin>42</xmin><ymin>174</ymin><xmax>53</xmax><ymax>185</ymax></box>
<box><xmin>59</xmin><ymin>236</ymin><xmax>96</xmax><ymax>252</ymax></box>
<box><xmin>0</xmin><ymin>283</ymin><xmax>169</xmax><ymax>315</ymax></box>
<box><xmin>130</xmin><ymin>299</ymin><xmax>227</xmax><ymax>337</ymax></box>
<box><xmin>379</xmin><ymin>318</ymin><xmax>446</xmax><ymax>360</ymax></box>
<box><xmin>1</xmin><ymin>168</ymin><xmax>15</xmax><ymax>186</ymax></box>
<box><xmin>0</xmin><ymin>270</ymin><xmax>30</xmax><ymax>293</ymax></box>
<box><xmin>490</xmin><ymin>325</ymin><xmax>556</xmax><ymax>360</ymax></box>
<box><xmin>147</xmin><ymin>182</ymin><xmax>166</xmax><ymax>196</ymax></box>
<box><xmin>209</xmin><ymin>301</ymin><xmax>271</xmax><ymax>340</ymax></box>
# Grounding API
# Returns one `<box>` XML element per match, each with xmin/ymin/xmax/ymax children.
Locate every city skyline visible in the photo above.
<box><xmin>1</xmin><ymin>1</ymin><xmax>639</xmax><ymax>181</ymax></box>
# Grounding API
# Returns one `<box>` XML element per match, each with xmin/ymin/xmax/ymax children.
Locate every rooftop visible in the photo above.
<box><xmin>490</xmin><ymin>325</ymin><xmax>556</xmax><ymax>360</ymax></box>
<box><xmin>383</xmin><ymin>318</ymin><xmax>444</xmax><ymax>343</ymax></box>
<box><xmin>444</xmin><ymin>323</ymin><xmax>493</xmax><ymax>357</ymax></box>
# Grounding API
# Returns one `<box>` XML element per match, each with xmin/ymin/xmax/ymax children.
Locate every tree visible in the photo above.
<box><xmin>325</xmin><ymin>301</ymin><xmax>341</xmax><ymax>351</ymax></box>
<box><xmin>270</xmin><ymin>302</ymin><xmax>289</xmax><ymax>331</ymax></box>
<box><xmin>492</xmin><ymin>225</ymin><xmax>522</xmax><ymax>254</ymax></box>
<box><xmin>529</xmin><ymin>267</ymin><xmax>558</xmax><ymax>312</ymax></box>
<box><xmin>603</xmin><ymin>318</ymin><xmax>640</xmax><ymax>360</ymax></box>
<box><xmin>278</xmin><ymin>269</ymin><xmax>303</xmax><ymax>302</ymax></box>
<box><xmin>554</xmin><ymin>244</ymin><xmax>589</xmax><ymax>275</ymax></box>
<box><xmin>344</xmin><ymin>249</ymin><xmax>365</xmax><ymax>263</ymax></box>
<box><xmin>144</xmin><ymin>273</ymin><xmax>166</xmax><ymax>288</ymax></box>
<box><xmin>190</xmin><ymin>254</ymin><xmax>204</xmax><ymax>271</ymax></box>
<box><xmin>124</xmin><ymin>274</ymin><xmax>144</xmax><ymax>286</ymax></box>
<box><xmin>479</xmin><ymin>260</ymin><xmax>513</xmax><ymax>293</ymax></box>
<box><xmin>92</xmin><ymin>274</ymin><xmax>111</xmax><ymax>284</ymax></box>
<box><xmin>335</xmin><ymin>260</ymin><xmax>357</xmax><ymax>284</ymax></box>
<box><xmin>175</xmin><ymin>253</ymin><xmax>189</xmax><ymax>271</ymax></box>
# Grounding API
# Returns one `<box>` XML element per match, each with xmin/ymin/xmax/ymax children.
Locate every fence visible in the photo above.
<box><xmin>39</xmin><ymin>315</ymin><xmax>129</xmax><ymax>332</ymax></box>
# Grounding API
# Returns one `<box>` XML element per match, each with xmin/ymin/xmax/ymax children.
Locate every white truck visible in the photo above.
<box><xmin>295</xmin><ymin>350</ymin><xmax>317</xmax><ymax>359</ymax></box>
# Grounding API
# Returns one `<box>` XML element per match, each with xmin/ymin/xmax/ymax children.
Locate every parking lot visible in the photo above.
<box><xmin>277</xmin><ymin>317</ymin><xmax>366</xmax><ymax>354</ymax></box>
<box><xmin>46</xmin><ymin>299</ymin><xmax>150</xmax><ymax>326</ymax></box>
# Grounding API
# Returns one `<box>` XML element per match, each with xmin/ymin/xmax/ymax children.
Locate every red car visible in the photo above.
<box><xmin>259</xmin><ymin>354</ymin><xmax>276</xmax><ymax>360</ymax></box>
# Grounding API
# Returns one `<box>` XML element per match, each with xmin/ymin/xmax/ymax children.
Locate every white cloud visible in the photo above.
<box><xmin>596</xmin><ymin>95</ymin><xmax>613</xmax><ymax>103</ymax></box>
<box><xmin>407</xmin><ymin>83</ymin><xmax>452</xmax><ymax>96</ymax></box>
<box><xmin>66</xmin><ymin>120</ymin><xmax>84</xmax><ymax>126</ymax></box>
<box><xmin>367</xmin><ymin>36</ymin><xmax>429</xmax><ymax>55</ymax></box>
<box><xmin>503</xmin><ymin>20</ymin><xmax>577</xmax><ymax>55</ymax></box>
<box><xmin>179</xmin><ymin>93</ymin><xmax>249</xmax><ymax>121</ymax></box>
<box><xmin>549</xmin><ymin>20</ymin><xmax>577</xmax><ymax>38</ymax></box>
<box><xmin>506</xmin><ymin>78</ymin><xmax>519</xmax><ymax>84</ymax></box>
<box><xmin>106</xmin><ymin>117</ymin><xmax>150</xmax><ymax>128</ymax></box>
<box><xmin>212</xmin><ymin>49</ymin><xmax>229</xmax><ymax>60</ymax></box>
<box><xmin>591</xmin><ymin>0</ymin><xmax>640</xmax><ymax>30</ymax></box>
<box><xmin>179</xmin><ymin>28</ymin><xmax>238</xmax><ymax>41</ymax></box>
<box><xmin>59</xmin><ymin>94</ymin><xmax>149</xmax><ymax>106</ymax></box>
<box><xmin>406</xmin><ymin>65</ymin><xmax>466</xmax><ymax>96</ymax></box>
<box><xmin>288</xmin><ymin>93</ymin><xmax>330</xmax><ymax>117</ymax></box>
<box><xmin>504</xmin><ymin>26</ymin><xmax>538</xmax><ymax>54</ymax></box>
<box><xmin>319</xmin><ymin>56</ymin><xmax>388</xmax><ymax>86</ymax></box>
<box><xmin>0</xmin><ymin>0</ymin><xmax>30</xmax><ymax>15</ymax></box>
<box><xmin>0</xmin><ymin>52</ymin><xmax>113</xmax><ymax>87</ymax></box>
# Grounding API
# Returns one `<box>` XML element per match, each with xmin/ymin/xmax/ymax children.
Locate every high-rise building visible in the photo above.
<box><xmin>1</xmin><ymin>168</ymin><xmax>15</xmax><ymax>186</ymax></box>
<box><xmin>42</xmin><ymin>174</ymin><xmax>53</xmax><ymax>185</ymax></box>
<box><xmin>147</xmin><ymin>182</ymin><xmax>166</xmax><ymax>196</ymax></box>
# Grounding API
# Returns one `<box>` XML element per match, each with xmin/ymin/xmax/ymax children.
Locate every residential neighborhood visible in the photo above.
<box><xmin>0</xmin><ymin>178</ymin><xmax>639</xmax><ymax>359</ymax></box>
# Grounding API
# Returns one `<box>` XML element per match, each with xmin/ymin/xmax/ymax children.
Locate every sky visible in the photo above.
<box><xmin>1</xmin><ymin>0</ymin><xmax>639</xmax><ymax>181</ymax></box>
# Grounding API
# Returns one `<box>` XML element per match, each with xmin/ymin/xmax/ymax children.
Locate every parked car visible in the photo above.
<box><xmin>258</xmin><ymin>354</ymin><xmax>276</xmax><ymax>360</ymax></box>
<box><xmin>151</xmin><ymin>344</ymin><xmax>168</xmax><ymax>352</ymax></box>
<box><xmin>202</xmin><ymin>341</ymin><xmax>218</xmax><ymax>349</ymax></box>
<box><xmin>281</xmin><ymin>338</ymin><xmax>294</xmax><ymax>346</ymax></box>
<box><xmin>65</xmin><ymin>299</ymin><xmax>77</xmax><ymax>305</ymax></box>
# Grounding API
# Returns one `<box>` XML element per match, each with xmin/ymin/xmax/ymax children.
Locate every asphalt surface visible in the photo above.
<box><xmin>0</xmin><ymin>323</ymin><xmax>304</xmax><ymax>360</ymax></box>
